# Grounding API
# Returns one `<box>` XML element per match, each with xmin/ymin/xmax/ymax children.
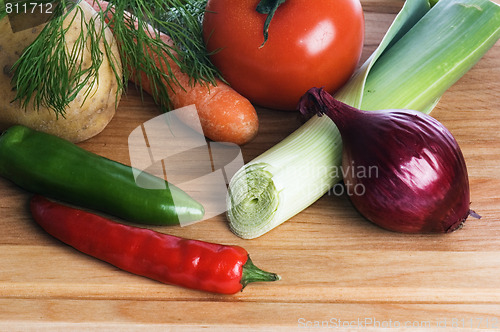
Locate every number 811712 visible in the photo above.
<box><xmin>451</xmin><ymin>317</ymin><xmax>499</xmax><ymax>329</ymax></box>
<box><xmin>5</xmin><ymin>2</ymin><xmax>53</xmax><ymax>14</ymax></box>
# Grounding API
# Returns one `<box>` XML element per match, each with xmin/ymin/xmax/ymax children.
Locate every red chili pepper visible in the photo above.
<box><xmin>30</xmin><ymin>195</ymin><xmax>280</xmax><ymax>294</ymax></box>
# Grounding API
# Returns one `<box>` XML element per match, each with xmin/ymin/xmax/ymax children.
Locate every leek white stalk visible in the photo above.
<box><xmin>227</xmin><ymin>0</ymin><xmax>500</xmax><ymax>239</ymax></box>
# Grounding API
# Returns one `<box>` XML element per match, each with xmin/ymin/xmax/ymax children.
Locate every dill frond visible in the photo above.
<box><xmin>9</xmin><ymin>0</ymin><xmax>220</xmax><ymax>116</ymax></box>
<box><xmin>10</xmin><ymin>0</ymin><xmax>123</xmax><ymax>118</ymax></box>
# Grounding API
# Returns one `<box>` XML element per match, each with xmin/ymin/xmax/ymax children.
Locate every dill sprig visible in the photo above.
<box><xmin>158</xmin><ymin>0</ymin><xmax>216</xmax><ymax>86</ymax></box>
<box><xmin>0</xmin><ymin>1</ymin><xmax>7</xmax><ymax>20</ymax></box>
<box><xmin>11</xmin><ymin>0</ymin><xmax>114</xmax><ymax>117</ymax></box>
<box><xmin>9</xmin><ymin>0</ymin><xmax>219</xmax><ymax>116</ymax></box>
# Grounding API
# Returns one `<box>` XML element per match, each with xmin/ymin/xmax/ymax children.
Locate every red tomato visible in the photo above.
<box><xmin>203</xmin><ymin>0</ymin><xmax>365</xmax><ymax>110</ymax></box>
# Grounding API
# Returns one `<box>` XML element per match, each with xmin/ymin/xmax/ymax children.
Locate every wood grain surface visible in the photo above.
<box><xmin>1</xmin><ymin>0</ymin><xmax>500</xmax><ymax>330</ymax></box>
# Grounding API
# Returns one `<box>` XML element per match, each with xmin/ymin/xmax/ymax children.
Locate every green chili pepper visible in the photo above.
<box><xmin>0</xmin><ymin>125</ymin><xmax>204</xmax><ymax>225</ymax></box>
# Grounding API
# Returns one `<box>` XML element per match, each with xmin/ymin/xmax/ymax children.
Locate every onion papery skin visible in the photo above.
<box><xmin>299</xmin><ymin>87</ymin><xmax>471</xmax><ymax>233</ymax></box>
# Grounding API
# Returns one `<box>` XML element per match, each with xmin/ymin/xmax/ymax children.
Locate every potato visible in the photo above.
<box><xmin>0</xmin><ymin>1</ymin><xmax>122</xmax><ymax>142</ymax></box>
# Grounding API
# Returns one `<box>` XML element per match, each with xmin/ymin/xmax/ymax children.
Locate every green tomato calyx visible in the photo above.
<box><xmin>256</xmin><ymin>0</ymin><xmax>287</xmax><ymax>48</ymax></box>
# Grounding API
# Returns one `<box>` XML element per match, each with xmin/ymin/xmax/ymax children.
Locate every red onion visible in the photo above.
<box><xmin>298</xmin><ymin>87</ymin><xmax>479</xmax><ymax>233</ymax></box>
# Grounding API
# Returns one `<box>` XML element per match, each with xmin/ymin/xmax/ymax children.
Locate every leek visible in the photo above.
<box><xmin>227</xmin><ymin>0</ymin><xmax>500</xmax><ymax>239</ymax></box>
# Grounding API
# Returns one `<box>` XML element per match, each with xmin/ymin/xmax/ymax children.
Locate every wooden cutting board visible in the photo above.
<box><xmin>1</xmin><ymin>0</ymin><xmax>500</xmax><ymax>330</ymax></box>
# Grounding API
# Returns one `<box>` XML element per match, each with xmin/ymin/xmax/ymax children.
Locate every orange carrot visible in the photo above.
<box><xmin>86</xmin><ymin>0</ymin><xmax>258</xmax><ymax>145</ymax></box>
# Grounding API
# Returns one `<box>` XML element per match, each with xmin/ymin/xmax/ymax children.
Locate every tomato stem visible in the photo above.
<box><xmin>256</xmin><ymin>0</ymin><xmax>287</xmax><ymax>47</ymax></box>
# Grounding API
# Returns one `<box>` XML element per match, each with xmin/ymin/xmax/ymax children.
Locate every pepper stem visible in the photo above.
<box><xmin>241</xmin><ymin>255</ymin><xmax>281</xmax><ymax>289</ymax></box>
<box><xmin>256</xmin><ymin>0</ymin><xmax>287</xmax><ymax>47</ymax></box>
